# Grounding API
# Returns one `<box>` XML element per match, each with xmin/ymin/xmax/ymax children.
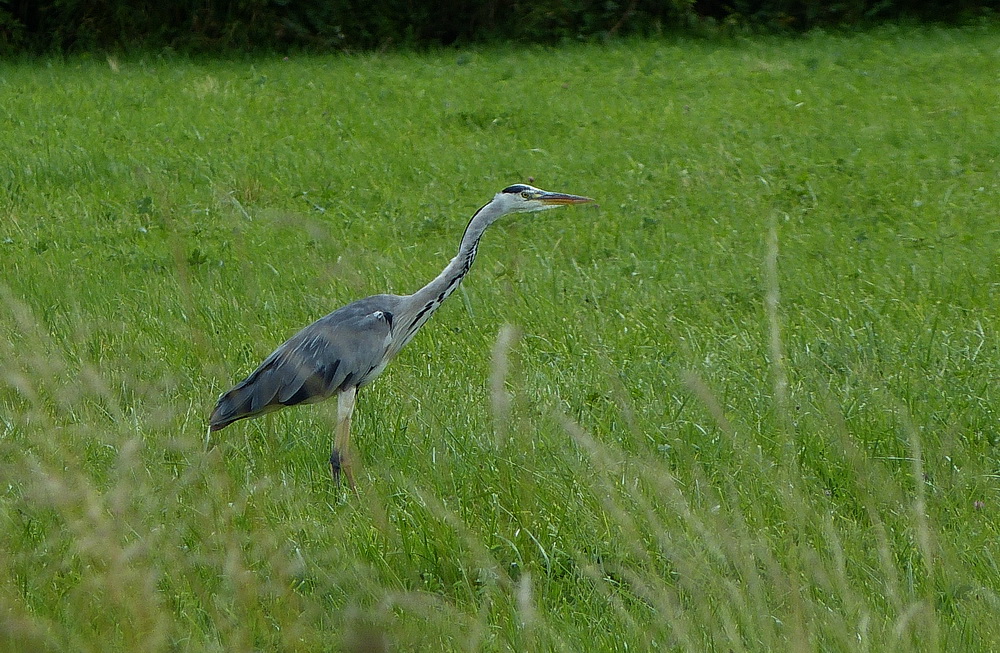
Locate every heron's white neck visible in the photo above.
<box><xmin>395</xmin><ymin>197</ymin><xmax>507</xmax><ymax>350</ymax></box>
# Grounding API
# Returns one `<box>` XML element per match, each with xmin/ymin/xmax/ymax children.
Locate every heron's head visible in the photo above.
<box><xmin>494</xmin><ymin>184</ymin><xmax>593</xmax><ymax>214</ymax></box>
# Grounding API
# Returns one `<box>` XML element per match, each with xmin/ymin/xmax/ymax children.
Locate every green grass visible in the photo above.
<box><xmin>2</xmin><ymin>24</ymin><xmax>1000</xmax><ymax>651</ymax></box>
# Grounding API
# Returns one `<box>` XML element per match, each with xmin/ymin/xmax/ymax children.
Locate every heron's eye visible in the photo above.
<box><xmin>520</xmin><ymin>191</ymin><xmax>531</xmax><ymax>199</ymax></box>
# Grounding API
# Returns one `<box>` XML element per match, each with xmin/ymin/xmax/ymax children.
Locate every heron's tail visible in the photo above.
<box><xmin>210</xmin><ymin>351</ymin><xmax>316</xmax><ymax>431</ymax></box>
<box><xmin>209</xmin><ymin>381</ymin><xmax>257</xmax><ymax>431</ymax></box>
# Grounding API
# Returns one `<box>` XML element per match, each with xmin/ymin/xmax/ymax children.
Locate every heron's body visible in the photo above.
<box><xmin>208</xmin><ymin>296</ymin><xmax>397</xmax><ymax>429</ymax></box>
<box><xmin>210</xmin><ymin>184</ymin><xmax>592</xmax><ymax>488</ymax></box>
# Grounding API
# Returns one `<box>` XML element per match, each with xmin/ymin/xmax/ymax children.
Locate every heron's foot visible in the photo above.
<box><xmin>330</xmin><ymin>449</ymin><xmax>358</xmax><ymax>495</ymax></box>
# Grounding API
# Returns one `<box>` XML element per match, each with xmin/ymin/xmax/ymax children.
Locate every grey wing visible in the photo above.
<box><xmin>210</xmin><ymin>299</ymin><xmax>396</xmax><ymax>430</ymax></box>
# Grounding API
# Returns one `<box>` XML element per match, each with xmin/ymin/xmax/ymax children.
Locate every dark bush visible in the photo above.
<box><xmin>692</xmin><ymin>0</ymin><xmax>993</xmax><ymax>30</ymax></box>
<box><xmin>0</xmin><ymin>0</ymin><xmax>993</xmax><ymax>54</ymax></box>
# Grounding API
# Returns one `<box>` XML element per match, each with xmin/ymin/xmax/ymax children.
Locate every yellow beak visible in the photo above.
<box><xmin>538</xmin><ymin>191</ymin><xmax>595</xmax><ymax>205</ymax></box>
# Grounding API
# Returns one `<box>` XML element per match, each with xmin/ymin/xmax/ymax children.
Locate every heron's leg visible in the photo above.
<box><xmin>330</xmin><ymin>386</ymin><xmax>358</xmax><ymax>491</ymax></box>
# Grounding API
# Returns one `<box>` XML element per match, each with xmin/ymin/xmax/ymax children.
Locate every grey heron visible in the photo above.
<box><xmin>209</xmin><ymin>184</ymin><xmax>593</xmax><ymax>489</ymax></box>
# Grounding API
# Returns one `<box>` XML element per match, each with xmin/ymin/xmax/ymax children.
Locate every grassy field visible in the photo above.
<box><xmin>2</xmin><ymin>24</ymin><xmax>999</xmax><ymax>651</ymax></box>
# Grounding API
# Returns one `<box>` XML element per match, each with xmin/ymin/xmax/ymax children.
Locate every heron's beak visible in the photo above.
<box><xmin>538</xmin><ymin>191</ymin><xmax>594</xmax><ymax>205</ymax></box>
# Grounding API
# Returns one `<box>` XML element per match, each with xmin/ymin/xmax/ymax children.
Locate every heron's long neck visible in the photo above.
<box><xmin>395</xmin><ymin>200</ymin><xmax>503</xmax><ymax>349</ymax></box>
